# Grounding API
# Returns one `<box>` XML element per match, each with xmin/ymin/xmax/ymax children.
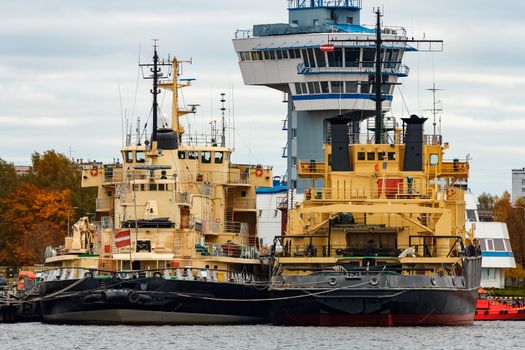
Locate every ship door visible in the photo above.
<box><xmin>180</xmin><ymin>206</ymin><xmax>190</xmax><ymax>229</ymax></box>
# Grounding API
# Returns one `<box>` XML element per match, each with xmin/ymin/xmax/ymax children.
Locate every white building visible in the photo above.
<box><xmin>511</xmin><ymin>168</ymin><xmax>525</xmax><ymax>201</ymax></box>
<box><xmin>466</xmin><ymin>193</ymin><xmax>516</xmax><ymax>288</ymax></box>
<box><xmin>256</xmin><ymin>177</ymin><xmax>287</xmax><ymax>246</ymax></box>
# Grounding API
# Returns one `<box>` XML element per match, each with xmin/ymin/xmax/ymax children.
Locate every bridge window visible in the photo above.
<box><xmin>344</xmin><ymin>48</ymin><xmax>360</xmax><ymax>67</ymax></box>
<box><xmin>357</xmin><ymin>152</ymin><xmax>365</xmax><ymax>161</ymax></box>
<box><xmin>263</xmin><ymin>51</ymin><xmax>270</xmax><ymax>60</ymax></box>
<box><xmin>188</xmin><ymin>151</ymin><xmax>198</xmax><ymax>160</ymax></box>
<box><xmin>378</xmin><ymin>152</ymin><xmax>385</xmax><ymax>161</ymax></box>
<box><xmin>124</xmin><ymin>151</ymin><xmax>133</xmax><ymax>163</ymax></box>
<box><xmin>430</xmin><ymin>154</ymin><xmax>439</xmax><ymax>165</ymax></box>
<box><xmin>269</xmin><ymin>51</ymin><xmax>276</xmax><ymax>60</ymax></box>
<box><xmin>201</xmin><ymin>151</ymin><xmax>212</xmax><ymax>164</ymax></box>
<box><xmin>367</xmin><ymin>152</ymin><xmax>375</xmax><ymax>161</ymax></box>
<box><xmin>388</xmin><ymin>152</ymin><xmax>396</xmax><ymax>160</ymax></box>
<box><xmin>178</xmin><ymin>151</ymin><xmax>186</xmax><ymax>159</ymax></box>
<box><xmin>346</xmin><ymin>17</ymin><xmax>354</xmax><ymax>24</ymax></box>
<box><xmin>215</xmin><ymin>151</ymin><xmax>224</xmax><ymax>164</ymax></box>
<box><xmin>276</xmin><ymin>50</ymin><xmax>283</xmax><ymax>59</ymax></box>
<box><xmin>136</xmin><ymin>151</ymin><xmax>145</xmax><ymax>163</ymax></box>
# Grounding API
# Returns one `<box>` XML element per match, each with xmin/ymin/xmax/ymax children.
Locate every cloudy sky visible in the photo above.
<box><xmin>1</xmin><ymin>0</ymin><xmax>524</xmax><ymax>196</ymax></box>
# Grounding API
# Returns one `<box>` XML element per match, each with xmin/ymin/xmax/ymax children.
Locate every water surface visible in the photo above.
<box><xmin>0</xmin><ymin>322</ymin><xmax>523</xmax><ymax>350</ymax></box>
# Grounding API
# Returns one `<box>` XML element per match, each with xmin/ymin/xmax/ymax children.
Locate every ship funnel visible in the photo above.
<box><xmin>328</xmin><ymin>116</ymin><xmax>352</xmax><ymax>171</ymax></box>
<box><xmin>157</xmin><ymin>128</ymin><xmax>178</xmax><ymax>150</ymax></box>
<box><xmin>401</xmin><ymin>115</ymin><xmax>427</xmax><ymax>171</ymax></box>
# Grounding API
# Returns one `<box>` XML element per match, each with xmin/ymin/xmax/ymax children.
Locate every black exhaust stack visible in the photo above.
<box><xmin>328</xmin><ymin>117</ymin><xmax>352</xmax><ymax>171</ymax></box>
<box><xmin>402</xmin><ymin>115</ymin><xmax>427</xmax><ymax>171</ymax></box>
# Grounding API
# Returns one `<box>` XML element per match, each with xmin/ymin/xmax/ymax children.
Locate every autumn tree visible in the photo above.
<box><xmin>0</xmin><ymin>158</ymin><xmax>20</xmax><ymax>198</ymax></box>
<box><xmin>0</xmin><ymin>183</ymin><xmax>71</xmax><ymax>265</ymax></box>
<box><xmin>477</xmin><ymin>192</ymin><xmax>495</xmax><ymax>210</ymax></box>
<box><xmin>493</xmin><ymin>191</ymin><xmax>525</xmax><ymax>268</ymax></box>
<box><xmin>26</xmin><ymin>150</ymin><xmax>96</xmax><ymax>222</ymax></box>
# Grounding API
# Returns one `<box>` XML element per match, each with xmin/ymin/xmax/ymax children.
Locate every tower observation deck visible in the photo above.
<box><xmin>233</xmin><ymin>0</ymin><xmax>413</xmax><ymax>190</ymax></box>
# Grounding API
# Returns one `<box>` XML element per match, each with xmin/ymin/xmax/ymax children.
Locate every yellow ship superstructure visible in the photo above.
<box><xmin>45</xmin><ymin>55</ymin><xmax>273</xmax><ymax>278</ymax></box>
<box><xmin>278</xmin><ymin>114</ymin><xmax>471</xmax><ymax>275</ymax></box>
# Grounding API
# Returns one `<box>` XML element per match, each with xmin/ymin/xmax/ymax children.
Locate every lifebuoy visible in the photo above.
<box><xmin>90</xmin><ymin>168</ymin><xmax>98</xmax><ymax>176</ymax></box>
<box><xmin>255</xmin><ymin>168</ymin><xmax>263</xmax><ymax>177</ymax></box>
<box><xmin>447</xmin><ymin>188</ymin><xmax>456</xmax><ymax>197</ymax></box>
<box><xmin>301</xmin><ymin>163</ymin><xmax>309</xmax><ymax>171</ymax></box>
<box><xmin>260</xmin><ymin>246</ymin><xmax>269</xmax><ymax>255</ymax></box>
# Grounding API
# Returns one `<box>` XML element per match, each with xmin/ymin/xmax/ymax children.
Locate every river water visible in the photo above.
<box><xmin>0</xmin><ymin>321</ymin><xmax>523</xmax><ymax>350</ymax></box>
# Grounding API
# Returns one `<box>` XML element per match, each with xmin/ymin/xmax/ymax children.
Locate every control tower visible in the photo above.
<box><xmin>233</xmin><ymin>0</ymin><xmax>412</xmax><ymax>190</ymax></box>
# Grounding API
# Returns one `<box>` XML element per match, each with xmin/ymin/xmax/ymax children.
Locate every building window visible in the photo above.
<box><xmin>360</xmin><ymin>82</ymin><xmax>371</xmax><ymax>94</ymax></box>
<box><xmin>320</xmin><ymin>81</ymin><xmax>330</xmax><ymax>93</ymax></box>
<box><xmin>308</xmin><ymin>82</ymin><xmax>320</xmax><ymax>94</ymax></box>
<box><xmin>493</xmin><ymin>239</ymin><xmax>505</xmax><ymax>251</ymax></box>
<box><xmin>327</xmin><ymin>48</ymin><xmax>343</xmax><ymax>67</ymax></box>
<box><xmin>522</xmin><ymin>188</ymin><xmax>525</xmax><ymax>193</ymax></box>
<box><xmin>466</xmin><ymin>209</ymin><xmax>477</xmax><ymax>222</ymax></box>
<box><xmin>485</xmin><ymin>239</ymin><xmax>494</xmax><ymax>251</ymax></box>
<box><xmin>301</xmin><ymin>83</ymin><xmax>308</xmax><ymax>94</ymax></box>
<box><xmin>345</xmin><ymin>81</ymin><xmax>358</xmax><ymax>93</ymax></box>
<box><xmin>330</xmin><ymin>81</ymin><xmax>343</xmax><ymax>94</ymax></box>
<box><xmin>344</xmin><ymin>48</ymin><xmax>360</xmax><ymax>67</ymax></box>
<box><xmin>291</xmin><ymin>128</ymin><xmax>297</xmax><ymax>138</ymax></box>
<box><xmin>291</xmin><ymin>157</ymin><xmax>297</xmax><ymax>166</ymax></box>
<box><xmin>295</xmin><ymin>83</ymin><xmax>303</xmax><ymax>95</ymax></box>
<box><xmin>315</xmin><ymin>49</ymin><xmax>327</xmax><ymax>67</ymax></box>
<box><xmin>362</xmin><ymin>48</ymin><xmax>376</xmax><ymax>68</ymax></box>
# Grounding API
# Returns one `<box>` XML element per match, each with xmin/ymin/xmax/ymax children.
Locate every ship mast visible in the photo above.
<box><xmin>374</xmin><ymin>8</ymin><xmax>384</xmax><ymax>144</ymax></box>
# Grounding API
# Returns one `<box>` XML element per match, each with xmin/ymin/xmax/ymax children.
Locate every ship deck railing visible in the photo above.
<box><xmin>197</xmin><ymin>242</ymin><xmax>259</xmax><ymax>259</ymax></box>
<box><xmin>36</xmin><ymin>266</ymin><xmax>268</xmax><ymax>285</ymax></box>
<box><xmin>301</xmin><ymin>186</ymin><xmax>435</xmax><ymax>201</ymax></box>
<box><xmin>275</xmin><ymin>237</ymin><xmax>464</xmax><ymax>260</ymax></box>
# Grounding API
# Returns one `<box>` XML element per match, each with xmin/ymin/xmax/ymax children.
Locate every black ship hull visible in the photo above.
<box><xmin>270</xmin><ymin>257</ymin><xmax>482</xmax><ymax>327</ymax></box>
<box><xmin>39</xmin><ymin>277</ymin><xmax>271</xmax><ymax>325</ymax></box>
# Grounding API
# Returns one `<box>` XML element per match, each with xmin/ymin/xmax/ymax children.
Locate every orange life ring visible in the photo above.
<box><xmin>255</xmin><ymin>168</ymin><xmax>263</xmax><ymax>177</ymax></box>
<box><xmin>447</xmin><ymin>188</ymin><xmax>456</xmax><ymax>197</ymax></box>
<box><xmin>301</xmin><ymin>163</ymin><xmax>309</xmax><ymax>171</ymax></box>
<box><xmin>260</xmin><ymin>246</ymin><xmax>269</xmax><ymax>255</ymax></box>
<box><xmin>90</xmin><ymin>168</ymin><xmax>98</xmax><ymax>176</ymax></box>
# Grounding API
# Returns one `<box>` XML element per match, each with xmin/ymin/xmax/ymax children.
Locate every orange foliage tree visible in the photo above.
<box><xmin>493</xmin><ymin>191</ymin><xmax>525</xmax><ymax>268</ymax></box>
<box><xmin>0</xmin><ymin>183</ymin><xmax>71</xmax><ymax>265</ymax></box>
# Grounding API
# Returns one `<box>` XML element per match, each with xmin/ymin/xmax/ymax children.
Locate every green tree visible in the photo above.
<box><xmin>0</xmin><ymin>158</ymin><xmax>20</xmax><ymax>198</ymax></box>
